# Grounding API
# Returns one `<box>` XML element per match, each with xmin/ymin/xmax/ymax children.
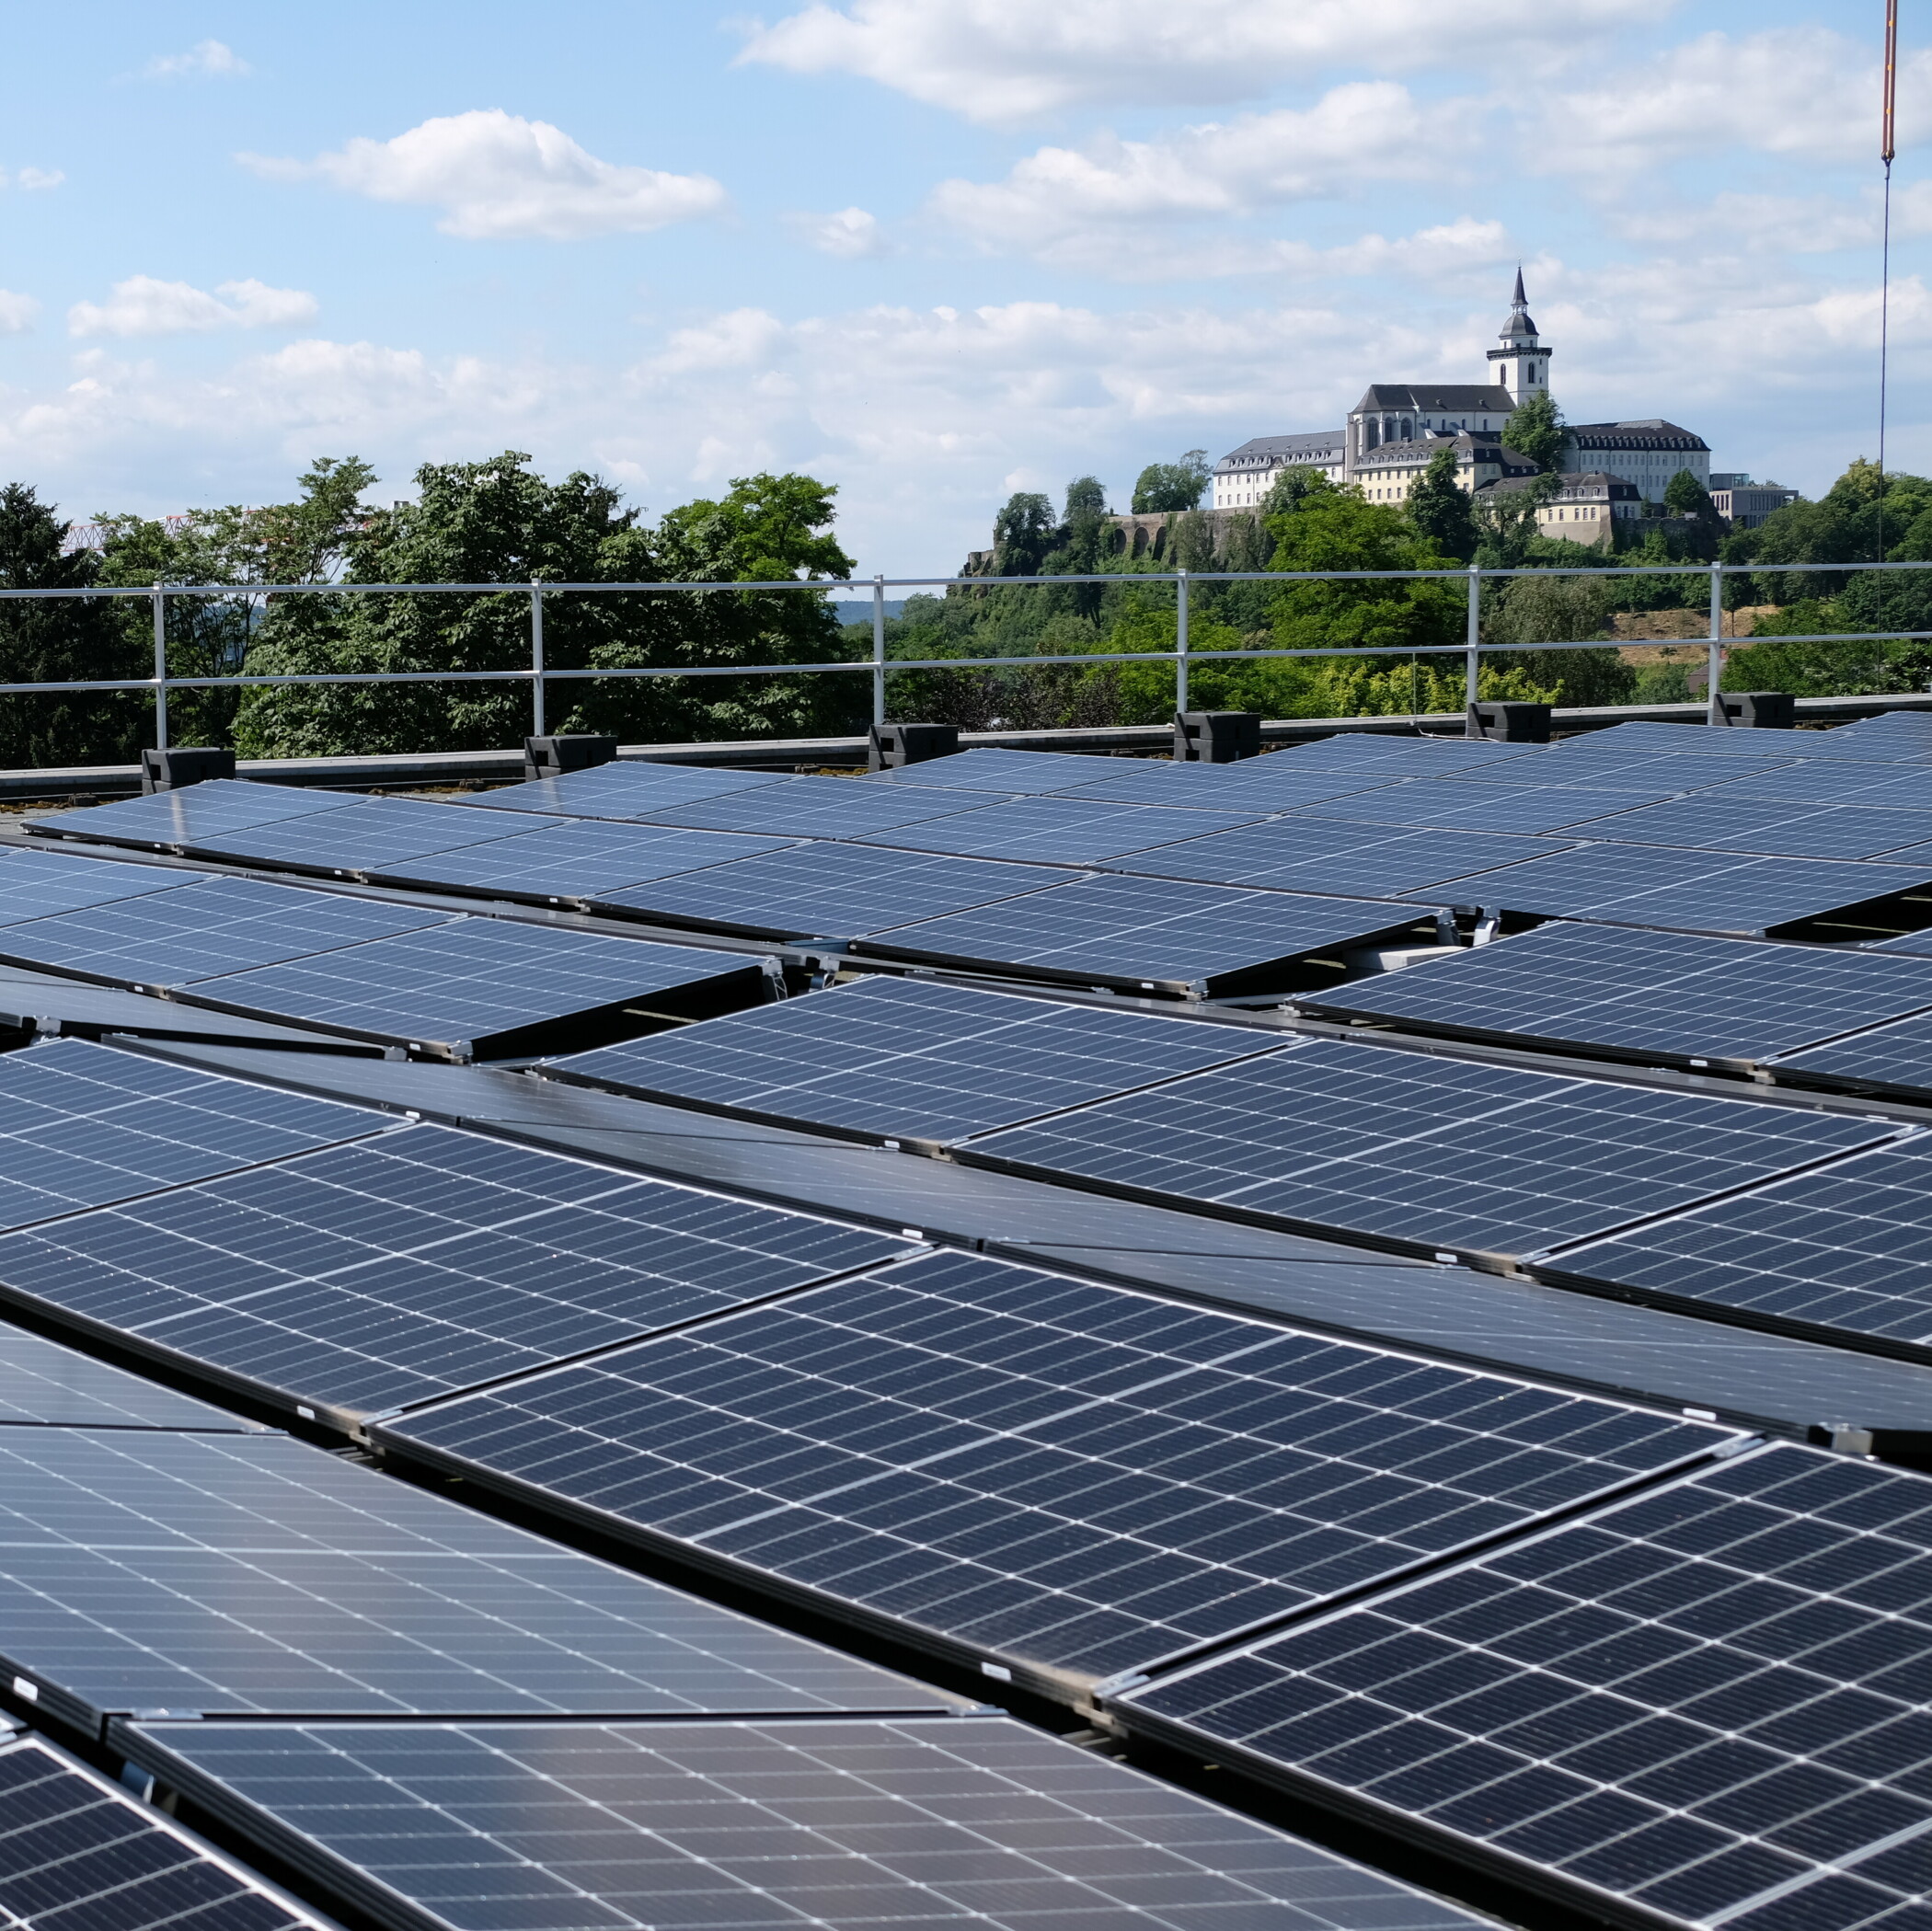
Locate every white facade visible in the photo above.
<box><xmin>1563</xmin><ymin>424</ymin><xmax>1712</xmax><ymax>504</ymax></box>
<box><xmin>1212</xmin><ymin>432</ymin><xmax>1346</xmax><ymax>510</ymax></box>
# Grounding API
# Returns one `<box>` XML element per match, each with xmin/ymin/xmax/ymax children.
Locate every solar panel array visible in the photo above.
<box><xmin>1116</xmin><ymin>1443</ymin><xmax>1932</xmax><ymax>1931</ymax></box>
<box><xmin>380</xmin><ymin>1249</ymin><xmax>1729</xmax><ymax>1687</ymax></box>
<box><xmin>19</xmin><ymin>716</ymin><xmax>1932</xmax><ymax>1931</ymax></box>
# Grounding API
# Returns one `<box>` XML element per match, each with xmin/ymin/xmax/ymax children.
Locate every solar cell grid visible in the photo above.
<box><xmin>0</xmin><ymin>1121</ymin><xmax>912</xmax><ymax>1420</ymax></box>
<box><xmin>1101</xmin><ymin>815</ymin><xmax>1573</xmax><ymax>895</ymax></box>
<box><xmin>857</xmin><ymin>871</ymin><xmax>1437</xmax><ymax>993</ymax></box>
<box><xmin>181</xmin><ymin>794</ymin><xmax>563</xmax><ymax>873</ymax></box>
<box><xmin>376</xmin><ymin>818</ymin><xmax>798</xmax><ymax>899</ymax></box>
<box><xmin>0</xmin><ymin>1734</ymin><xmax>328</xmax><ymax>1931</ymax></box>
<box><xmin>0</xmin><ymin>875</ymin><xmax>453</xmax><ymax>988</ymax></box>
<box><xmin>860</xmin><ymin>747</ymin><xmax>1130</xmax><ymax>792</ymax></box>
<box><xmin>1298</xmin><ymin>922</ymin><xmax>1932</xmax><ymax>1066</ymax></box>
<box><xmin>125</xmin><ymin>1715</ymin><xmax>1493</xmax><ymax>1931</ymax></box>
<box><xmin>381</xmin><ymin>1248</ymin><xmax>1731</xmax><ymax>1688</ymax></box>
<box><xmin>640</xmin><ymin>774</ymin><xmax>998</xmax><ymax>836</ymax></box>
<box><xmin>1696</xmin><ymin>763</ymin><xmax>1932</xmax><ymax>810</ymax></box>
<box><xmin>592</xmin><ymin>841</ymin><xmax>1070</xmax><ymax>940</ymax></box>
<box><xmin>181</xmin><ymin>917</ymin><xmax>766</xmax><ymax>1055</ymax></box>
<box><xmin>857</xmin><ymin>793</ymin><xmax>1266</xmax><ymax>862</ymax></box>
<box><xmin>1117</xmin><ymin>1443</ymin><xmax>1932</xmax><ymax>1931</ymax></box>
<box><xmin>0</xmin><ymin>845</ymin><xmax>206</xmax><ymax>925</ymax></box>
<box><xmin>1510</xmin><ymin>749</ymin><xmax>1808</xmax><ymax>794</ymax></box>
<box><xmin>1272</xmin><ymin>737</ymin><xmax>1548</xmax><ymax>775</ymax></box>
<box><xmin>1866</xmin><ymin>928</ymin><xmax>1932</xmax><ymax>959</ymax></box>
<box><xmin>0</xmin><ymin>1036</ymin><xmax>380</xmax><ymax>1234</ymax></box>
<box><xmin>1770</xmin><ymin>1016</ymin><xmax>1932</xmax><ymax>1100</ymax></box>
<box><xmin>543</xmin><ymin>971</ymin><xmax>1288</xmax><ymax>1142</ymax></box>
<box><xmin>28</xmin><ymin>780</ymin><xmax>343</xmax><ymax>852</ymax></box>
<box><xmin>1061</xmin><ymin>762</ymin><xmax>1412</xmax><ymax>813</ymax></box>
<box><xmin>1581</xmin><ymin>795</ymin><xmax>1932</xmax><ymax>860</ymax></box>
<box><xmin>0</xmin><ymin>1427</ymin><xmax>950</xmax><ymax>1725</ymax></box>
<box><xmin>966</xmin><ymin>1037</ymin><xmax>1897</xmax><ymax>1260</ymax></box>
<box><xmin>1413</xmin><ymin>842</ymin><xmax>1932</xmax><ymax>937</ymax></box>
<box><xmin>1549</xmin><ymin>1133</ymin><xmax>1932</xmax><ymax>1355</ymax></box>
<box><xmin>1287</xmin><ymin>778</ymin><xmax>1670</xmax><ymax>835</ymax></box>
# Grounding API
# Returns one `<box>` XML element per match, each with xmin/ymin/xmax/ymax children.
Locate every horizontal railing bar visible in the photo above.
<box><xmin>8</xmin><ymin>557</ymin><xmax>1932</xmax><ymax>601</ymax></box>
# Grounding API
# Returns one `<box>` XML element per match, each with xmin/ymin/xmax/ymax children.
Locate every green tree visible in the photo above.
<box><xmin>235</xmin><ymin>454</ymin><xmax>857</xmax><ymax>756</ymax></box>
<box><xmin>991</xmin><ymin>491</ymin><xmax>1055</xmax><ymax>575</ymax></box>
<box><xmin>1483</xmin><ymin>569</ymin><xmax>1637</xmax><ymax>707</ymax></box>
<box><xmin>0</xmin><ymin>484</ymin><xmax>146</xmax><ymax>767</ymax></box>
<box><xmin>1131</xmin><ymin>449</ymin><xmax>1211</xmax><ymax>512</ymax></box>
<box><xmin>1503</xmin><ymin>391</ymin><xmax>1566</xmax><ymax>473</ymax></box>
<box><xmin>1406</xmin><ymin>446</ymin><xmax>1478</xmax><ymax>561</ymax></box>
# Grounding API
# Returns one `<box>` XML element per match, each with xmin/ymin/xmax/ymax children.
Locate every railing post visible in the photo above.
<box><xmin>1175</xmin><ymin>569</ymin><xmax>1190</xmax><ymax>715</ymax></box>
<box><xmin>1706</xmin><ymin>560</ymin><xmax>1724</xmax><ymax>724</ymax></box>
<box><xmin>530</xmin><ymin>580</ymin><xmax>546</xmax><ymax>740</ymax></box>
<box><xmin>870</xmin><ymin>574</ymin><xmax>887</xmax><ymax>728</ymax></box>
<box><xmin>151</xmin><ymin>584</ymin><xmax>168</xmax><ymax>751</ymax></box>
<box><xmin>1464</xmin><ymin>563</ymin><xmax>1480</xmax><ymax>735</ymax></box>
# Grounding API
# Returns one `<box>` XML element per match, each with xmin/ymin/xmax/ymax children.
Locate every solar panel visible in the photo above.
<box><xmin>181</xmin><ymin>917</ymin><xmax>773</xmax><ymax>1058</ymax></box>
<box><xmin>965</xmin><ymin>1037</ymin><xmax>1897</xmax><ymax>1261</ymax></box>
<box><xmin>544</xmin><ymin>972</ymin><xmax>1289</xmax><ymax>1142</ymax></box>
<box><xmin>0</xmin><ymin>846</ymin><xmax>207</xmax><ymax>924</ymax></box>
<box><xmin>1116</xmin><ymin>1443</ymin><xmax>1932</xmax><ymax>1931</ymax></box>
<box><xmin>180</xmin><ymin>794</ymin><xmax>565</xmax><ymax>874</ymax></box>
<box><xmin>0</xmin><ymin>1733</ymin><xmax>329</xmax><ymax>1931</ymax></box>
<box><xmin>1768</xmin><ymin>1015</ymin><xmax>1932</xmax><ymax>1102</ymax></box>
<box><xmin>1102</xmin><ymin>816</ymin><xmax>1575</xmax><ymax>896</ymax></box>
<box><xmin>0</xmin><ymin>1314</ymin><xmax>259</xmax><ymax>1429</ymax></box>
<box><xmin>1865</xmin><ymin>928</ymin><xmax>1932</xmax><ymax>959</ymax></box>
<box><xmin>861</xmin><ymin>747</ymin><xmax>1132</xmax><ymax>792</ymax></box>
<box><xmin>1580</xmin><ymin>796</ymin><xmax>1932</xmax><ymax>860</ymax></box>
<box><xmin>1419</xmin><ymin>842</ymin><xmax>1932</xmax><ymax>937</ymax></box>
<box><xmin>1063</xmin><ymin>762</ymin><xmax>1412</xmax><ymax>813</ymax></box>
<box><xmin>0</xmin><ymin>1121</ymin><xmax>913</xmax><ymax>1423</ymax></box>
<box><xmin>1298</xmin><ymin>922</ymin><xmax>1932</xmax><ymax>1067</ymax></box>
<box><xmin>642</xmin><ymin>775</ymin><xmax>999</xmax><ymax>836</ymax></box>
<box><xmin>125</xmin><ymin>1716</ymin><xmax>1492</xmax><ymax>1931</ymax></box>
<box><xmin>1696</xmin><ymin>762</ymin><xmax>1932</xmax><ymax>810</ymax></box>
<box><xmin>377</xmin><ymin>818</ymin><xmax>799</xmax><ymax>901</ymax></box>
<box><xmin>0</xmin><ymin>1427</ymin><xmax>953</xmax><ymax>1730</ymax></box>
<box><xmin>858</xmin><ymin>794</ymin><xmax>1265</xmax><ymax>863</ymax></box>
<box><xmin>1546</xmin><ymin>1134</ymin><xmax>1932</xmax><ymax>1356</ymax></box>
<box><xmin>857</xmin><ymin>873</ymin><xmax>1442</xmax><ymax>995</ymax></box>
<box><xmin>1548</xmin><ymin>720</ymin><xmax>1802</xmax><ymax>759</ymax></box>
<box><xmin>381</xmin><ymin>1248</ymin><xmax>1731</xmax><ymax>1691</ymax></box>
<box><xmin>0</xmin><ymin>876</ymin><xmax>454</xmax><ymax>989</ymax></box>
<box><xmin>27</xmin><ymin>780</ymin><xmax>343</xmax><ymax>852</ymax></box>
<box><xmin>453</xmin><ymin>759</ymin><xmax>791</xmax><ymax>820</ymax></box>
<box><xmin>1512</xmin><ymin>746</ymin><xmax>1806</xmax><ymax>794</ymax></box>
<box><xmin>1301</xmin><ymin>778</ymin><xmax>1681</xmax><ymax>834</ymax></box>
<box><xmin>0</xmin><ymin>1036</ymin><xmax>380</xmax><ymax>1233</ymax></box>
<box><xmin>592</xmin><ymin>842</ymin><xmax>1070</xmax><ymax>940</ymax></box>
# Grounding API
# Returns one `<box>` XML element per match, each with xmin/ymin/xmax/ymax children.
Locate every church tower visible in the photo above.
<box><xmin>1488</xmin><ymin>269</ymin><xmax>1551</xmax><ymax>405</ymax></box>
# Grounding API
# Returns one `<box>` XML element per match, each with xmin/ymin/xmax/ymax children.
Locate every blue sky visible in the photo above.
<box><xmin>0</xmin><ymin>0</ymin><xmax>1921</xmax><ymax>571</ymax></box>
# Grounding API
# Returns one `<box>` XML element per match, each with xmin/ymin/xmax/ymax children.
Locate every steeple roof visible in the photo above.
<box><xmin>1501</xmin><ymin>267</ymin><xmax>1538</xmax><ymax>339</ymax></box>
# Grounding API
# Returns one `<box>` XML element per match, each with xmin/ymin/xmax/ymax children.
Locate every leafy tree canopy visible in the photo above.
<box><xmin>1131</xmin><ymin>449</ymin><xmax>1211</xmax><ymax>513</ymax></box>
<box><xmin>991</xmin><ymin>491</ymin><xmax>1056</xmax><ymax>576</ymax></box>
<box><xmin>1407</xmin><ymin>445</ymin><xmax>1478</xmax><ymax>562</ymax></box>
<box><xmin>1502</xmin><ymin>391</ymin><xmax>1566</xmax><ymax>473</ymax></box>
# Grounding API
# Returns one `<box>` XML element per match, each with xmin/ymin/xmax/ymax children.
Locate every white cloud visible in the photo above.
<box><xmin>242</xmin><ymin>109</ymin><xmax>728</xmax><ymax>240</ymax></box>
<box><xmin>1610</xmin><ymin>184</ymin><xmax>1932</xmax><ymax>254</ymax></box>
<box><xmin>144</xmin><ymin>40</ymin><xmax>249</xmax><ymax>79</ymax></box>
<box><xmin>66</xmin><ymin>276</ymin><xmax>318</xmax><ymax>339</ymax></box>
<box><xmin>929</xmin><ymin>84</ymin><xmax>1466</xmax><ymax>267</ymax></box>
<box><xmin>1539</xmin><ymin>30</ymin><xmax>1932</xmax><ymax>172</ymax></box>
<box><xmin>1</xmin><ymin>167</ymin><xmax>63</xmax><ymax>191</ymax></box>
<box><xmin>789</xmin><ymin>206</ymin><xmax>892</xmax><ymax>258</ymax></box>
<box><xmin>737</xmin><ymin>0</ymin><xmax>1663</xmax><ymax>121</ymax></box>
<box><xmin>0</xmin><ymin>291</ymin><xmax>39</xmax><ymax>334</ymax></box>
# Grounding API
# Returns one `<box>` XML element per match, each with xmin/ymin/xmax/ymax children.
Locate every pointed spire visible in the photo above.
<box><xmin>1512</xmin><ymin>266</ymin><xmax>1527</xmax><ymax>307</ymax></box>
<box><xmin>1500</xmin><ymin>267</ymin><xmax>1537</xmax><ymax>340</ymax></box>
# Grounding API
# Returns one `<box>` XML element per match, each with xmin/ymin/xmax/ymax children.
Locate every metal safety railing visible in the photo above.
<box><xmin>0</xmin><ymin>557</ymin><xmax>1925</xmax><ymax>750</ymax></box>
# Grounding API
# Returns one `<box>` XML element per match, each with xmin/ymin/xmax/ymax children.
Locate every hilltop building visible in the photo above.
<box><xmin>1210</xmin><ymin>270</ymin><xmax>1710</xmax><ymax>511</ymax></box>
